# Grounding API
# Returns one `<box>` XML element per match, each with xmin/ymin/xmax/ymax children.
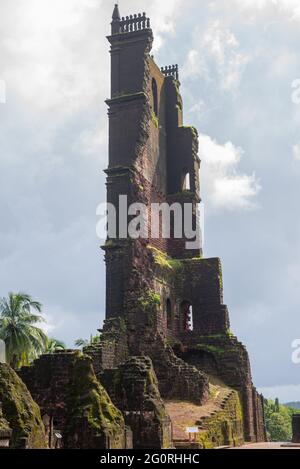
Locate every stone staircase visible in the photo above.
<box><xmin>165</xmin><ymin>384</ymin><xmax>237</xmax><ymax>449</ymax></box>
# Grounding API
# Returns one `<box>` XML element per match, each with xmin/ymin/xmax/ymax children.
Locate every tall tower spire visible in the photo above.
<box><xmin>112</xmin><ymin>3</ymin><xmax>120</xmax><ymax>20</ymax></box>
<box><xmin>111</xmin><ymin>4</ymin><xmax>121</xmax><ymax>34</ymax></box>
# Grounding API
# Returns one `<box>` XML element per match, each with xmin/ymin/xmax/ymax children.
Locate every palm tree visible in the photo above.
<box><xmin>44</xmin><ymin>338</ymin><xmax>66</xmax><ymax>354</ymax></box>
<box><xmin>0</xmin><ymin>292</ymin><xmax>47</xmax><ymax>368</ymax></box>
<box><xmin>74</xmin><ymin>334</ymin><xmax>101</xmax><ymax>349</ymax></box>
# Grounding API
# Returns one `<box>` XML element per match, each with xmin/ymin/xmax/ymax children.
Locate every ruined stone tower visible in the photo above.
<box><xmin>95</xmin><ymin>5</ymin><xmax>267</xmax><ymax>447</ymax></box>
<box><xmin>88</xmin><ymin>5</ymin><xmax>265</xmax><ymax>446</ymax></box>
<box><xmin>0</xmin><ymin>6</ymin><xmax>266</xmax><ymax>450</ymax></box>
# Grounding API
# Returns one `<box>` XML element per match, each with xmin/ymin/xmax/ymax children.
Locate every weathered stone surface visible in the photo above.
<box><xmin>175</xmin><ymin>334</ymin><xmax>266</xmax><ymax>442</ymax></box>
<box><xmin>0</xmin><ymin>6</ymin><xmax>266</xmax><ymax>450</ymax></box>
<box><xmin>166</xmin><ymin>383</ymin><xmax>244</xmax><ymax>449</ymax></box>
<box><xmin>100</xmin><ymin>356</ymin><xmax>172</xmax><ymax>449</ymax></box>
<box><xmin>0</xmin><ymin>363</ymin><xmax>46</xmax><ymax>448</ymax></box>
<box><xmin>19</xmin><ymin>351</ymin><xmax>127</xmax><ymax>449</ymax></box>
<box><xmin>292</xmin><ymin>414</ymin><xmax>300</xmax><ymax>443</ymax></box>
<box><xmin>99</xmin><ymin>5</ymin><xmax>267</xmax><ymax>448</ymax></box>
<box><xmin>0</xmin><ymin>401</ymin><xmax>12</xmax><ymax>446</ymax></box>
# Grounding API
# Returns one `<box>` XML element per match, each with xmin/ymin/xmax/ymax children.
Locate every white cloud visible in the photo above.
<box><xmin>148</xmin><ymin>0</ymin><xmax>183</xmax><ymax>51</ymax></box>
<box><xmin>183</xmin><ymin>21</ymin><xmax>250</xmax><ymax>92</ymax></box>
<box><xmin>39</xmin><ymin>313</ymin><xmax>56</xmax><ymax>336</ymax></box>
<box><xmin>234</xmin><ymin>0</ymin><xmax>300</xmax><ymax>20</ymax></box>
<box><xmin>258</xmin><ymin>383</ymin><xmax>300</xmax><ymax>402</ymax></box>
<box><xmin>0</xmin><ymin>0</ymin><xmax>184</xmax><ymax>114</ymax></box>
<box><xmin>76</xmin><ymin>123</ymin><xmax>107</xmax><ymax>156</ymax></box>
<box><xmin>199</xmin><ymin>134</ymin><xmax>261</xmax><ymax>210</ymax></box>
<box><xmin>293</xmin><ymin>144</ymin><xmax>300</xmax><ymax>161</ymax></box>
<box><xmin>0</xmin><ymin>0</ymin><xmax>107</xmax><ymax>114</ymax></box>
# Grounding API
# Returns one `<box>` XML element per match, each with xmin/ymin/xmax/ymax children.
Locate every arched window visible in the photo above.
<box><xmin>152</xmin><ymin>78</ymin><xmax>158</xmax><ymax>117</ymax></box>
<box><xmin>181</xmin><ymin>169</ymin><xmax>191</xmax><ymax>191</ymax></box>
<box><xmin>181</xmin><ymin>301</ymin><xmax>193</xmax><ymax>331</ymax></box>
<box><xmin>166</xmin><ymin>299</ymin><xmax>172</xmax><ymax>330</ymax></box>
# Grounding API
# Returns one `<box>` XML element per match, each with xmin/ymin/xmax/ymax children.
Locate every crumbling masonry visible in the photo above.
<box><xmin>0</xmin><ymin>6</ymin><xmax>266</xmax><ymax>449</ymax></box>
<box><xmin>87</xmin><ymin>5</ymin><xmax>266</xmax><ymax>447</ymax></box>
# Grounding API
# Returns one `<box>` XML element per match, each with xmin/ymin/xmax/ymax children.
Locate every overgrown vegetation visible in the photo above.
<box><xmin>180</xmin><ymin>125</ymin><xmax>198</xmax><ymax>139</ymax></box>
<box><xmin>138</xmin><ymin>289</ymin><xmax>161</xmax><ymax>309</ymax></box>
<box><xmin>64</xmin><ymin>354</ymin><xmax>124</xmax><ymax>448</ymax></box>
<box><xmin>44</xmin><ymin>338</ymin><xmax>66</xmax><ymax>353</ymax></box>
<box><xmin>197</xmin><ymin>389</ymin><xmax>244</xmax><ymax>448</ymax></box>
<box><xmin>264</xmin><ymin>398</ymin><xmax>300</xmax><ymax>442</ymax></box>
<box><xmin>67</xmin><ymin>355</ymin><xmax>123</xmax><ymax>431</ymax></box>
<box><xmin>151</xmin><ymin>111</ymin><xmax>159</xmax><ymax>128</ymax></box>
<box><xmin>0</xmin><ymin>293</ymin><xmax>47</xmax><ymax>368</ymax></box>
<box><xmin>147</xmin><ymin>245</ymin><xmax>182</xmax><ymax>270</ymax></box>
<box><xmin>0</xmin><ymin>292</ymin><xmax>66</xmax><ymax>368</ymax></box>
<box><xmin>75</xmin><ymin>334</ymin><xmax>102</xmax><ymax>349</ymax></box>
<box><xmin>0</xmin><ymin>363</ymin><xmax>46</xmax><ymax>448</ymax></box>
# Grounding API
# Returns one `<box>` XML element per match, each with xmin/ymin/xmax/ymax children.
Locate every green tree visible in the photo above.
<box><xmin>0</xmin><ymin>292</ymin><xmax>47</xmax><ymax>368</ymax></box>
<box><xmin>267</xmin><ymin>412</ymin><xmax>292</xmax><ymax>441</ymax></box>
<box><xmin>264</xmin><ymin>399</ymin><xmax>294</xmax><ymax>442</ymax></box>
<box><xmin>74</xmin><ymin>334</ymin><xmax>101</xmax><ymax>349</ymax></box>
<box><xmin>44</xmin><ymin>338</ymin><xmax>66</xmax><ymax>353</ymax></box>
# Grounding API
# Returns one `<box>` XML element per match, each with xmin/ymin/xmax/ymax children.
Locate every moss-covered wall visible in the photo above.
<box><xmin>100</xmin><ymin>356</ymin><xmax>173</xmax><ymax>449</ymax></box>
<box><xmin>197</xmin><ymin>390</ymin><xmax>244</xmax><ymax>449</ymax></box>
<box><xmin>0</xmin><ymin>363</ymin><xmax>46</xmax><ymax>448</ymax></box>
<box><xmin>177</xmin><ymin>334</ymin><xmax>266</xmax><ymax>443</ymax></box>
<box><xmin>0</xmin><ymin>401</ymin><xmax>12</xmax><ymax>445</ymax></box>
<box><xmin>64</xmin><ymin>354</ymin><xmax>125</xmax><ymax>449</ymax></box>
<box><xmin>19</xmin><ymin>351</ymin><xmax>127</xmax><ymax>449</ymax></box>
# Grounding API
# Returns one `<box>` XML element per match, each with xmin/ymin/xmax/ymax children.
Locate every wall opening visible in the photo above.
<box><xmin>152</xmin><ymin>78</ymin><xmax>158</xmax><ymax>117</ymax></box>
<box><xmin>181</xmin><ymin>301</ymin><xmax>193</xmax><ymax>331</ymax></box>
<box><xmin>182</xmin><ymin>170</ymin><xmax>191</xmax><ymax>191</ymax></box>
<box><xmin>166</xmin><ymin>299</ymin><xmax>172</xmax><ymax>330</ymax></box>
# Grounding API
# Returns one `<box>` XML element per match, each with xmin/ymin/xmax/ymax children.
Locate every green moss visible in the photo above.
<box><xmin>196</xmin><ymin>344</ymin><xmax>226</xmax><ymax>355</ymax></box>
<box><xmin>219</xmin><ymin>273</ymin><xmax>223</xmax><ymax>291</ymax></box>
<box><xmin>197</xmin><ymin>391</ymin><xmax>244</xmax><ymax>448</ymax></box>
<box><xmin>180</xmin><ymin>125</ymin><xmax>198</xmax><ymax>138</ymax></box>
<box><xmin>0</xmin><ymin>363</ymin><xmax>46</xmax><ymax>448</ymax></box>
<box><xmin>148</xmin><ymin>246</ymin><xmax>182</xmax><ymax>271</ymax></box>
<box><xmin>209</xmin><ymin>384</ymin><xmax>219</xmax><ymax>399</ymax></box>
<box><xmin>105</xmin><ymin>240</ymin><xmax>114</xmax><ymax>248</ymax></box>
<box><xmin>138</xmin><ymin>289</ymin><xmax>161</xmax><ymax>309</ymax></box>
<box><xmin>198</xmin><ymin>430</ymin><xmax>214</xmax><ymax>449</ymax></box>
<box><xmin>198</xmin><ymin>333</ymin><xmax>230</xmax><ymax>340</ymax></box>
<box><xmin>151</xmin><ymin>111</ymin><xmax>159</xmax><ymax>128</ymax></box>
<box><xmin>0</xmin><ymin>415</ymin><xmax>10</xmax><ymax>433</ymax></box>
<box><xmin>66</xmin><ymin>355</ymin><xmax>124</xmax><ymax>437</ymax></box>
<box><xmin>174</xmin><ymin>81</ymin><xmax>182</xmax><ymax>102</ymax></box>
<box><xmin>118</xmin><ymin>357</ymin><xmax>171</xmax><ymax>448</ymax></box>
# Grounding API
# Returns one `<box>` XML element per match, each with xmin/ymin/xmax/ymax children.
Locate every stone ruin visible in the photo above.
<box><xmin>0</xmin><ymin>5</ymin><xmax>266</xmax><ymax>449</ymax></box>
<box><xmin>292</xmin><ymin>414</ymin><xmax>300</xmax><ymax>444</ymax></box>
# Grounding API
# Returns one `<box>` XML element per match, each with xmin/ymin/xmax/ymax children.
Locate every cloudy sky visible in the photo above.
<box><xmin>0</xmin><ymin>0</ymin><xmax>300</xmax><ymax>402</ymax></box>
